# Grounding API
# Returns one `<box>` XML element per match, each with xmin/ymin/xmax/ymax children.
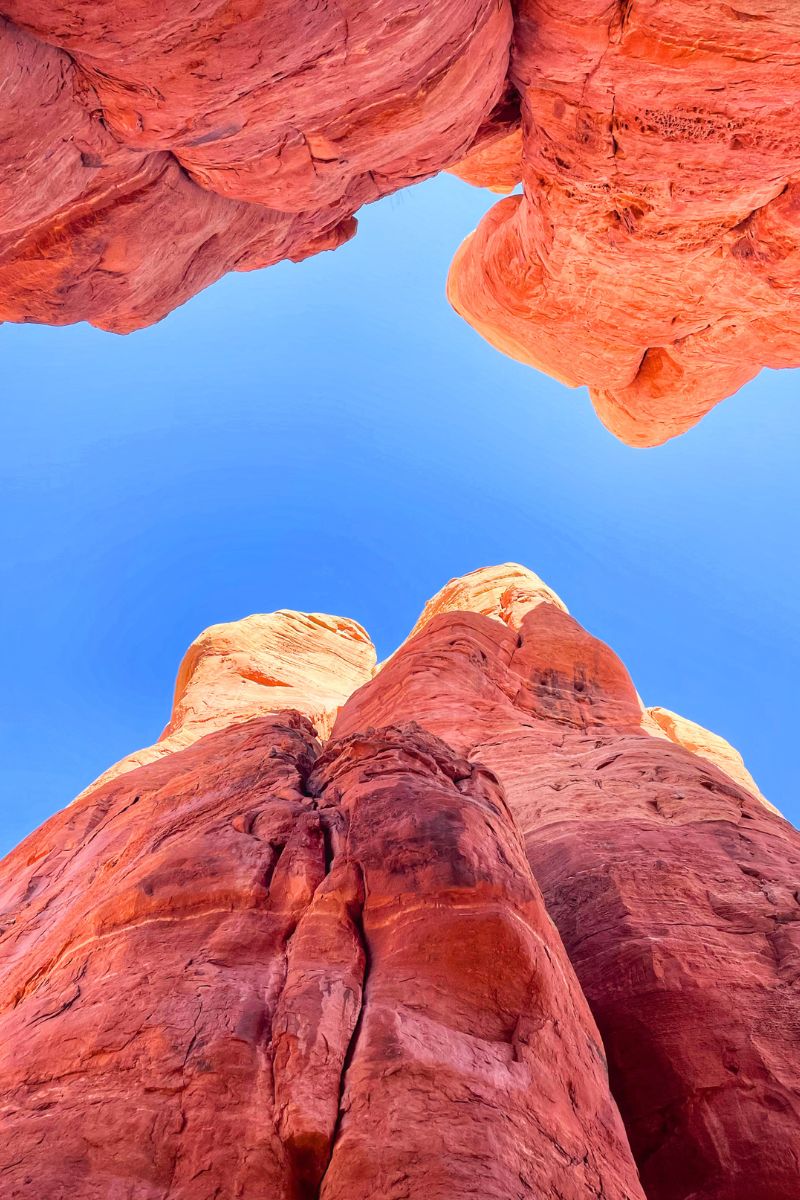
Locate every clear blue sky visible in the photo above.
<box><xmin>2</xmin><ymin>173</ymin><xmax>798</xmax><ymax>855</ymax></box>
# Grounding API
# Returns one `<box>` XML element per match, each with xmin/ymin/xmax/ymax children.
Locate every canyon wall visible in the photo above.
<box><xmin>1</xmin><ymin>563</ymin><xmax>797</xmax><ymax>1197</ymax></box>
<box><xmin>3</xmin><ymin>3</ymin><xmax>800</xmax><ymax>440</ymax></box>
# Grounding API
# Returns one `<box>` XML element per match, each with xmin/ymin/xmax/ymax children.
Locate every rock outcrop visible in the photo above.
<box><xmin>336</xmin><ymin>565</ymin><xmax>800</xmax><ymax>1199</ymax></box>
<box><xmin>4</xmin><ymin>3</ymin><xmax>800</xmax><ymax>439</ymax></box>
<box><xmin>0</xmin><ymin>3</ymin><xmax>510</xmax><ymax>331</ymax></box>
<box><xmin>2</xmin><ymin>563</ymin><xmax>797</xmax><ymax>1198</ymax></box>
<box><xmin>0</xmin><ymin>601</ymin><xmax>644</xmax><ymax>1200</ymax></box>
<box><xmin>447</xmin><ymin>1</ymin><xmax>800</xmax><ymax>444</ymax></box>
<box><xmin>81</xmin><ymin>610</ymin><xmax>376</xmax><ymax>794</ymax></box>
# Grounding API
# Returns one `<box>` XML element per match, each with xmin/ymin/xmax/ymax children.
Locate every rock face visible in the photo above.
<box><xmin>0</xmin><ymin>603</ymin><xmax>644</xmax><ymax>1200</ymax></box>
<box><xmin>336</xmin><ymin>565</ymin><xmax>800</xmax><ymax>1200</ymax></box>
<box><xmin>448</xmin><ymin>1</ymin><xmax>800</xmax><ymax>444</ymax></box>
<box><xmin>0</xmin><ymin>3</ymin><xmax>510</xmax><ymax>331</ymax></box>
<box><xmin>1</xmin><ymin>564</ymin><xmax>797</xmax><ymax>1199</ymax></box>
<box><xmin>4</xmin><ymin>3</ymin><xmax>800</xmax><ymax>438</ymax></box>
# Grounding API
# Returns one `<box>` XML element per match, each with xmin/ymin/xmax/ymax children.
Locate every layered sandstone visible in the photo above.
<box><xmin>0</xmin><ymin>604</ymin><xmax>644</xmax><ymax>1200</ymax></box>
<box><xmin>0</xmin><ymin>3</ymin><xmax>510</xmax><ymax>331</ymax></box>
<box><xmin>4</xmin><ymin>4</ymin><xmax>800</xmax><ymax>440</ymax></box>
<box><xmin>1</xmin><ymin>564</ymin><xmax>796</xmax><ymax>1199</ymax></box>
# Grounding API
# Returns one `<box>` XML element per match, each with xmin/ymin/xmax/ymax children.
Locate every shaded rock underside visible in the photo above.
<box><xmin>3</xmin><ymin>2</ymin><xmax>800</xmax><ymax>442</ymax></box>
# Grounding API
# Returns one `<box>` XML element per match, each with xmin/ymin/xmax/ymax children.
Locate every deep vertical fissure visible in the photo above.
<box><xmin>314</xmin><ymin>861</ymin><xmax>371</xmax><ymax>1199</ymax></box>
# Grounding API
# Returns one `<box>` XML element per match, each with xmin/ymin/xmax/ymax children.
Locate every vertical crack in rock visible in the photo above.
<box><xmin>271</xmin><ymin>834</ymin><xmax>367</xmax><ymax>1200</ymax></box>
<box><xmin>315</xmin><ymin>863</ymin><xmax>370</xmax><ymax>1200</ymax></box>
<box><xmin>302</xmin><ymin>723</ymin><xmax>644</xmax><ymax>1200</ymax></box>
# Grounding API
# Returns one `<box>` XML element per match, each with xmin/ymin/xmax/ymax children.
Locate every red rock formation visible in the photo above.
<box><xmin>448</xmin><ymin>126</ymin><xmax>522</xmax><ymax>194</ymax></box>
<box><xmin>82</xmin><ymin>609</ymin><xmax>376</xmax><ymax>794</ymax></box>
<box><xmin>307</xmin><ymin>725</ymin><xmax>643</xmax><ymax>1200</ymax></box>
<box><xmin>2</xmin><ymin>567</ymin><xmax>797</xmax><ymax>1198</ymax></box>
<box><xmin>643</xmin><ymin>703</ymin><xmax>775</xmax><ymax>812</ymax></box>
<box><xmin>0</xmin><ymin>596</ymin><xmax>645</xmax><ymax>1200</ymax></box>
<box><xmin>0</xmin><ymin>714</ymin><xmax>324</xmax><ymax>1198</ymax></box>
<box><xmin>4</xmin><ymin>3</ymin><xmax>800</xmax><ymax>440</ymax></box>
<box><xmin>0</xmin><ymin>3</ymin><xmax>510</xmax><ymax>330</ymax></box>
<box><xmin>448</xmin><ymin>2</ymin><xmax>800</xmax><ymax>444</ymax></box>
<box><xmin>336</xmin><ymin>565</ymin><xmax>800</xmax><ymax>1199</ymax></box>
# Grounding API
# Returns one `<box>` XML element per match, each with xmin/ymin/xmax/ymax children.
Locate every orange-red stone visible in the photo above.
<box><xmin>448</xmin><ymin>2</ymin><xmax>800</xmax><ymax>444</ymax></box>
<box><xmin>337</xmin><ymin>566</ymin><xmax>800</xmax><ymax>1198</ymax></box>
<box><xmin>0</xmin><ymin>606</ymin><xmax>643</xmax><ymax>1200</ymax></box>
<box><xmin>1</xmin><ymin>566</ymin><xmax>797</xmax><ymax>1198</ymax></box>
<box><xmin>5</xmin><ymin>4</ymin><xmax>800</xmax><ymax>440</ymax></box>
<box><xmin>0</xmin><ymin>3</ymin><xmax>510</xmax><ymax>330</ymax></box>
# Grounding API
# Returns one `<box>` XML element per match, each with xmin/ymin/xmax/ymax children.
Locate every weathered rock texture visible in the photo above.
<box><xmin>0</xmin><ymin>3</ymin><xmax>510</xmax><ymax>331</ymax></box>
<box><xmin>448</xmin><ymin>1</ymin><xmax>800</xmax><ymax>444</ymax></box>
<box><xmin>1</xmin><ymin>564</ymin><xmax>797</xmax><ymax>1199</ymax></box>
<box><xmin>336</xmin><ymin>565</ymin><xmax>800</xmax><ymax>1199</ymax></box>
<box><xmin>4</xmin><ymin>3</ymin><xmax>800</xmax><ymax>438</ymax></box>
<box><xmin>0</xmin><ymin>605</ymin><xmax>644</xmax><ymax>1200</ymax></box>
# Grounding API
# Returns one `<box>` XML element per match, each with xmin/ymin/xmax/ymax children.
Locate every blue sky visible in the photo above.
<box><xmin>2</xmin><ymin>173</ymin><xmax>798</xmax><ymax>855</ymax></box>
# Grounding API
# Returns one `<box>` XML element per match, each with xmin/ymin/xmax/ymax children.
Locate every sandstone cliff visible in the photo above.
<box><xmin>3</xmin><ymin>4</ymin><xmax>800</xmax><ymax>441</ymax></box>
<box><xmin>0</xmin><ymin>597</ymin><xmax>643</xmax><ymax>1200</ymax></box>
<box><xmin>1</xmin><ymin>564</ymin><xmax>796</xmax><ymax>1198</ymax></box>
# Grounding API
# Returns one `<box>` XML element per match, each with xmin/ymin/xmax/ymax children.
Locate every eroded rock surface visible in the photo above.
<box><xmin>644</xmin><ymin>703</ymin><xmax>774</xmax><ymax>811</ymax></box>
<box><xmin>0</xmin><ymin>3</ymin><xmax>510</xmax><ymax>331</ymax></box>
<box><xmin>337</xmin><ymin>565</ymin><xmax>800</xmax><ymax>1199</ymax></box>
<box><xmin>448</xmin><ymin>1</ymin><xmax>800</xmax><ymax>444</ymax></box>
<box><xmin>5</xmin><ymin>3</ymin><xmax>800</xmax><ymax>438</ymax></box>
<box><xmin>0</xmin><ymin>620</ymin><xmax>643</xmax><ymax>1200</ymax></box>
<box><xmin>1</xmin><ymin>564</ymin><xmax>797</xmax><ymax>1199</ymax></box>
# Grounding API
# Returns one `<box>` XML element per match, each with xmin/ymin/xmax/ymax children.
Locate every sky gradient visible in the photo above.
<box><xmin>2</xmin><ymin>172</ymin><xmax>798</xmax><ymax>855</ymax></box>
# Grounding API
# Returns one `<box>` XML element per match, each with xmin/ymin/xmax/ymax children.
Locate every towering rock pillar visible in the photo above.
<box><xmin>0</xmin><ymin>598</ymin><xmax>644</xmax><ymax>1200</ymax></box>
<box><xmin>336</xmin><ymin>564</ymin><xmax>800</xmax><ymax>1200</ymax></box>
